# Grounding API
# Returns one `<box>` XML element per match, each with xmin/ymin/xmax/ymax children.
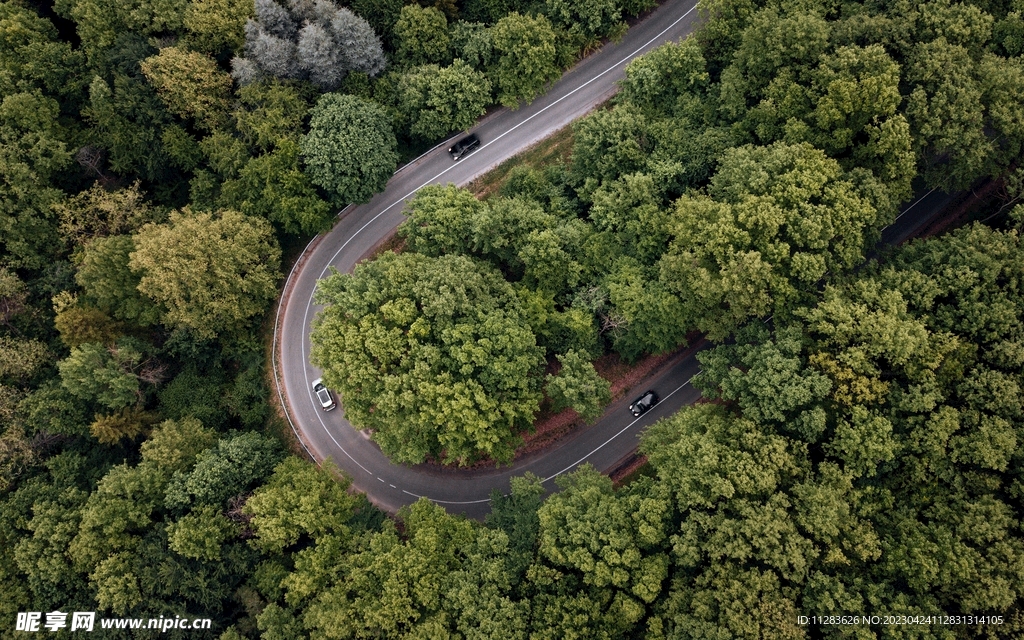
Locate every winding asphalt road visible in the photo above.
<box><xmin>273</xmin><ymin>0</ymin><xmax>954</xmax><ymax>519</ymax></box>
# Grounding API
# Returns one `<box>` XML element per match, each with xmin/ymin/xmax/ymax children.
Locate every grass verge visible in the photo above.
<box><xmin>466</xmin><ymin>124</ymin><xmax>575</xmax><ymax>200</ymax></box>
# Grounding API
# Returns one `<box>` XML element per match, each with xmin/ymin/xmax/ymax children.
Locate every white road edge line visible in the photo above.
<box><xmin>891</xmin><ymin>187</ymin><xmax>938</xmax><ymax>224</ymax></box>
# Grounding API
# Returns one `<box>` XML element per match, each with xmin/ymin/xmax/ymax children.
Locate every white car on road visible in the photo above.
<box><xmin>312</xmin><ymin>378</ymin><xmax>336</xmax><ymax>411</ymax></box>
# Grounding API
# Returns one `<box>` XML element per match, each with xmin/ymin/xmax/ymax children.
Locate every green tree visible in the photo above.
<box><xmin>545</xmin><ymin>350</ymin><xmax>610</xmax><ymax>422</ymax></box>
<box><xmin>76</xmin><ymin>234</ymin><xmax>161</xmax><ymax>327</ymax></box>
<box><xmin>58</xmin><ymin>341</ymin><xmax>144</xmax><ymax>410</ymax></box>
<box><xmin>57</xmin><ymin>0</ymin><xmax>188</xmax><ymax>61</ymax></box>
<box><xmin>11</xmin><ymin>477</ymin><xmax>90</xmax><ymax>605</ymax></box>
<box><xmin>570</xmin><ymin>105</ymin><xmax>652</xmax><ymax>198</ymax></box>
<box><xmin>221</xmin><ymin>139</ymin><xmax>334</xmax><ymax>235</ymax></box>
<box><xmin>53</xmin><ymin>180</ymin><xmax>159</xmax><ymax>249</ymax></box>
<box><xmin>167</xmin><ymin>505</ymin><xmax>238</xmax><ymax>561</ymax></box>
<box><xmin>83</xmin><ymin>73</ymin><xmax>174</xmax><ymax>183</ymax></box>
<box><xmin>538</xmin><ymin>466</ymin><xmax>670</xmax><ymax>605</ymax></box>
<box><xmin>588</xmin><ymin>172</ymin><xmax>670</xmax><ymax>265</ymax></box>
<box><xmin>0</xmin><ymin>4</ymin><xmax>87</xmax><ymax>109</ymax></box>
<box><xmin>399</xmin><ymin>183</ymin><xmax>486</xmax><ymax>256</ymax></box>
<box><xmin>129</xmin><ymin>208</ymin><xmax>282</xmax><ymax>340</ymax></box>
<box><xmin>300</xmin><ymin>93</ymin><xmax>398</xmax><ymax>205</ymax></box>
<box><xmin>473</xmin><ymin>196</ymin><xmax>559</xmax><ymax>270</ymax></box>
<box><xmin>183</xmin><ymin>0</ymin><xmax>252</xmax><ymax>54</ymax></box>
<box><xmin>641</xmin><ymin>403</ymin><xmax>813</xmax><ymax>638</ymax></box>
<box><xmin>450</xmin><ymin>20</ymin><xmax>495</xmax><ymax>69</ymax></box>
<box><xmin>716</xmin><ymin>9</ymin><xmax>831</xmax><ymax>122</ymax></box>
<box><xmin>69</xmin><ymin>463</ymin><xmax>167</xmax><ymax>574</ymax></box>
<box><xmin>604</xmin><ymin>258</ymin><xmax>690</xmax><ymax>360</ymax></box>
<box><xmin>140</xmin><ymin>46</ymin><xmax>233</xmax><ymax>130</ymax></box>
<box><xmin>395</xmin><ymin>60</ymin><xmax>492</xmax><ymax>140</ymax></box>
<box><xmin>904</xmin><ymin>39</ymin><xmax>990</xmax><ymax>189</ymax></box>
<box><xmin>695</xmin><ymin>324</ymin><xmax>832</xmax><ymax>440</ymax></box>
<box><xmin>486</xmin><ymin>473</ymin><xmax>545</xmax><ymax>583</ymax></box>
<box><xmin>245</xmin><ymin>457</ymin><xmax>360</xmax><ymax>553</ymax></box>
<box><xmin>545</xmin><ymin>0</ymin><xmax>621</xmax><ymax>42</ymax></box>
<box><xmin>158</xmin><ymin>366</ymin><xmax>228</xmax><ymax>429</ymax></box>
<box><xmin>517</xmin><ymin>221</ymin><xmax>592</xmax><ymax>297</ymax></box>
<box><xmin>0</xmin><ymin>267</ymin><xmax>29</xmax><ymax>331</ymax></box>
<box><xmin>975</xmin><ymin>52</ymin><xmax>1024</xmax><ymax>181</ymax></box>
<box><xmin>352</xmin><ymin>0</ymin><xmax>404</xmax><ymax>46</ymax></box>
<box><xmin>491</xmin><ymin>13</ymin><xmax>559</xmax><ymax>108</ymax></box>
<box><xmin>658</xmin><ymin>142</ymin><xmax>880</xmax><ymax>340</ymax></box>
<box><xmin>0</xmin><ymin>91</ymin><xmax>69</xmax><ymax>269</ymax></box>
<box><xmin>260</xmin><ymin>498</ymin><xmax>527</xmax><ymax>639</ymax></box>
<box><xmin>311</xmin><ymin>251</ymin><xmax>545</xmax><ymax>465</ymax></box>
<box><xmin>620</xmin><ymin>39</ymin><xmax>710</xmax><ymax>117</ymax></box>
<box><xmin>393</xmin><ymin>4</ymin><xmax>451</xmax><ymax>66</ymax></box>
<box><xmin>164</xmin><ymin>432</ymin><xmax>283</xmax><ymax>510</ymax></box>
<box><xmin>17</xmin><ymin>380</ymin><xmax>91</xmax><ymax>437</ymax></box>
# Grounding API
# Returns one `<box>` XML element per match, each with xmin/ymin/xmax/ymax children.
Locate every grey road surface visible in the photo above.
<box><xmin>273</xmin><ymin>0</ymin><xmax>953</xmax><ymax>520</ymax></box>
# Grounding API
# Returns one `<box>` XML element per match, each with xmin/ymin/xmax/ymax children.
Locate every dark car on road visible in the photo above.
<box><xmin>629</xmin><ymin>390</ymin><xmax>659</xmax><ymax>417</ymax></box>
<box><xmin>448</xmin><ymin>133</ymin><xmax>480</xmax><ymax>160</ymax></box>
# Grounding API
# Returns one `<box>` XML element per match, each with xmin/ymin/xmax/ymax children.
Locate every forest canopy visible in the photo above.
<box><xmin>2</xmin><ymin>0</ymin><xmax>1024</xmax><ymax>637</ymax></box>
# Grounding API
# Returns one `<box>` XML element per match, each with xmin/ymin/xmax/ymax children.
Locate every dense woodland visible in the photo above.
<box><xmin>2</xmin><ymin>0</ymin><xmax>1024</xmax><ymax>637</ymax></box>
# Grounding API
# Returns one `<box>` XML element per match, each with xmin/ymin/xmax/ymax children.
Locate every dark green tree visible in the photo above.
<box><xmin>300</xmin><ymin>93</ymin><xmax>398</xmax><ymax>204</ymax></box>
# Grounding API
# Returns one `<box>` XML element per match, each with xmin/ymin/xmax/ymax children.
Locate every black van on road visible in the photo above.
<box><xmin>448</xmin><ymin>134</ymin><xmax>480</xmax><ymax>160</ymax></box>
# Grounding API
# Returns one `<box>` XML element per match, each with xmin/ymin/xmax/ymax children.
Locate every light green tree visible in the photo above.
<box><xmin>0</xmin><ymin>337</ymin><xmax>50</xmax><ymax>383</ymax></box>
<box><xmin>129</xmin><ymin>208</ymin><xmax>281</xmax><ymax>340</ymax></box>
<box><xmin>58</xmin><ymin>341</ymin><xmax>143</xmax><ymax>410</ymax></box>
<box><xmin>53</xmin><ymin>180</ymin><xmax>159</xmax><ymax>249</ymax></box>
<box><xmin>140</xmin><ymin>416</ymin><xmax>217</xmax><ymax>473</ymax></box>
<box><xmin>232</xmin><ymin>80</ymin><xmax>310</xmax><ymax>152</ymax></box>
<box><xmin>88</xmin><ymin>407</ymin><xmax>155</xmax><ymax>444</ymax></box>
<box><xmin>245</xmin><ymin>457</ymin><xmax>359</xmax><ymax>553</ymax></box>
<box><xmin>141</xmin><ymin>46</ymin><xmax>233</xmax><ymax>130</ymax></box>
<box><xmin>167</xmin><ymin>505</ymin><xmax>238</xmax><ymax>561</ymax></box>
<box><xmin>163</xmin><ymin>431</ymin><xmax>282</xmax><ymax>510</ymax></box>
<box><xmin>183</xmin><ymin>0</ymin><xmax>252</xmax><ymax>54</ymax></box>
